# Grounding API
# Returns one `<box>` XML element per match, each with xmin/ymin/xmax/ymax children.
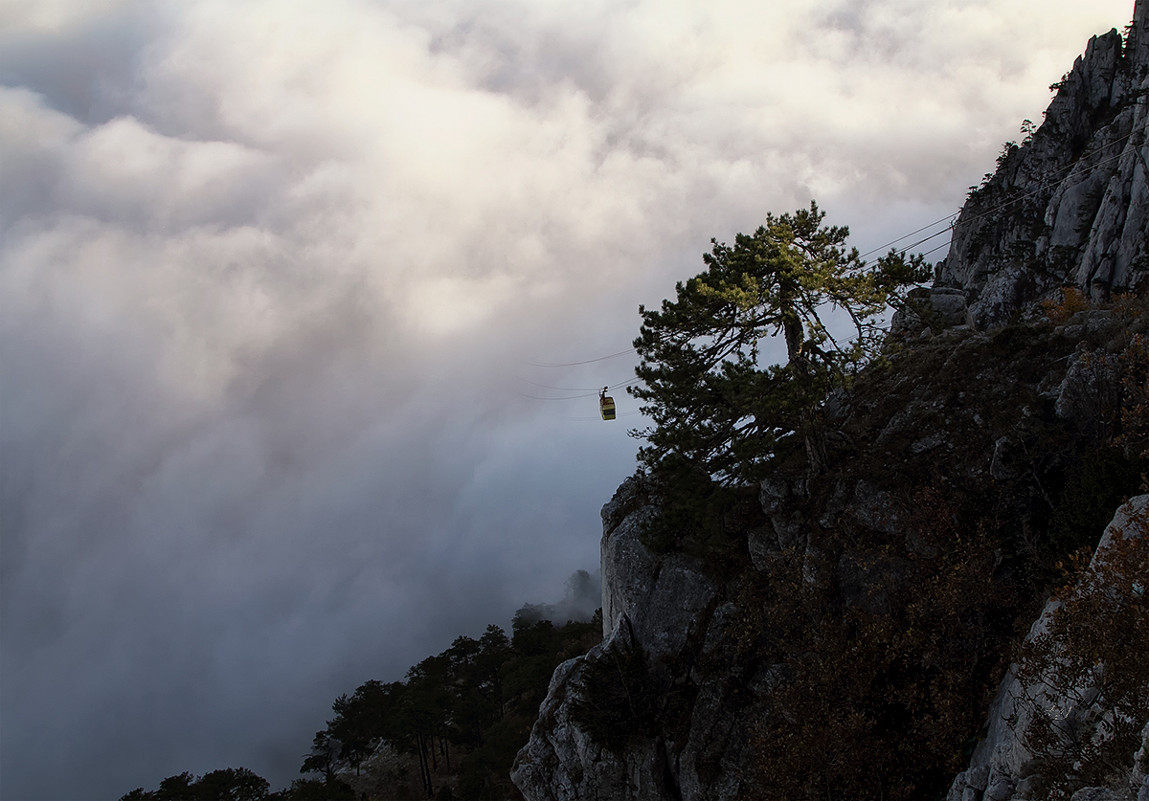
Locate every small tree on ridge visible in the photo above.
<box><xmin>629</xmin><ymin>201</ymin><xmax>927</xmax><ymax>484</ymax></box>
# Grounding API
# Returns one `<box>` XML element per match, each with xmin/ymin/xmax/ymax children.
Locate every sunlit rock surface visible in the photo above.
<box><xmin>938</xmin><ymin>0</ymin><xmax>1149</xmax><ymax>328</ymax></box>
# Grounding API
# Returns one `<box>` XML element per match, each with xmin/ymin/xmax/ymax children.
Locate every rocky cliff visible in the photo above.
<box><xmin>933</xmin><ymin>0</ymin><xmax>1149</xmax><ymax>329</ymax></box>
<box><xmin>513</xmin><ymin>311</ymin><xmax>1149</xmax><ymax>800</ymax></box>
<box><xmin>512</xmin><ymin>5</ymin><xmax>1149</xmax><ymax>800</ymax></box>
<box><xmin>945</xmin><ymin>496</ymin><xmax>1149</xmax><ymax>801</ymax></box>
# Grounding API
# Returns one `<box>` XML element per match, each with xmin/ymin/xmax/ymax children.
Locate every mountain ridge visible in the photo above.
<box><xmin>936</xmin><ymin>0</ymin><xmax>1149</xmax><ymax>328</ymax></box>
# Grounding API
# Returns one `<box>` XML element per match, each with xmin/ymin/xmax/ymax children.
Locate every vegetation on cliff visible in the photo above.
<box><xmin>523</xmin><ymin>129</ymin><xmax>1148</xmax><ymax>796</ymax></box>
<box><xmin>1013</xmin><ymin>508</ymin><xmax>1149</xmax><ymax>800</ymax></box>
<box><xmin>593</xmin><ymin>271</ymin><xmax>1149</xmax><ymax>800</ymax></box>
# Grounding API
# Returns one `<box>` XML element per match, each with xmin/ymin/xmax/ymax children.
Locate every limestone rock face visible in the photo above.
<box><xmin>938</xmin><ymin>0</ymin><xmax>1149</xmax><ymax>328</ymax></box>
<box><xmin>599</xmin><ymin>478</ymin><xmax>718</xmax><ymax>676</ymax></box>
<box><xmin>512</xmin><ymin>478</ymin><xmax>759</xmax><ymax>801</ymax></box>
<box><xmin>944</xmin><ymin>496</ymin><xmax>1149</xmax><ymax>801</ymax></box>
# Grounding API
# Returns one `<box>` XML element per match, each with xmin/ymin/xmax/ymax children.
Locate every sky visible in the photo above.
<box><xmin>0</xmin><ymin>1</ymin><xmax>1137</xmax><ymax>798</ymax></box>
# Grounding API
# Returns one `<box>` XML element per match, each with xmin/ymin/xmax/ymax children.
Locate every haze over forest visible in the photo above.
<box><xmin>0</xmin><ymin>1</ymin><xmax>1137</xmax><ymax>798</ymax></box>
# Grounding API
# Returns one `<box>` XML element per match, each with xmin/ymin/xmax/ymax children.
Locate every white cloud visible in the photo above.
<box><xmin>0</xmin><ymin>0</ymin><xmax>135</xmax><ymax>35</ymax></box>
<box><xmin>58</xmin><ymin>116</ymin><xmax>282</xmax><ymax>227</ymax></box>
<box><xmin>0</xmin><ymin>0</ymin><xmax>1136</xmax><ymax>796</ymax></box>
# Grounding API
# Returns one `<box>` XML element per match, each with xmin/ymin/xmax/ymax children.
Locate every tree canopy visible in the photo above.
<box><xmin>120</xmin><ymin>768</ymin><xmax>271</xmax><ymax>801</ymax></box>
<box><xmin>294</xmin><ymin>610</ymin><xmax>599</xmax><ymax>800</ymax></box>
<box><xmin>120</xmin><ymin>607</ymin><xmax>601</xmax><ymax>801</ymax></box>
<box><xmin>629</xmin><ymin>201</ymin><xmax>928</xmax><ymax>485</ymax></box>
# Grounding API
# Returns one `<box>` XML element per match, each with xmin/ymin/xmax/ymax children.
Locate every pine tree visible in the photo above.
<box><xmin>630</xmin><ymin>201</ymin><xmax>927</xmax><ymax>484</ymax></box>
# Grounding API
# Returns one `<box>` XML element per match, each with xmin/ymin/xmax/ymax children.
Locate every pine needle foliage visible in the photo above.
<box><xmin>629</xmin><ymin>201</ymin><xmax>928</xmax><ymax>487</ymax></box>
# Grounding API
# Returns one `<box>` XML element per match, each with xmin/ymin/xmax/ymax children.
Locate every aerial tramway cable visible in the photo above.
<box><xmin>858</xmin><ymin>122</ymin><xmax>1145</xmax><ymax>262</ymax></box>
<box><xmin>527</xmin><ymin>348</ymin><xmax>636</xmax><ymax>368</ymax></box>
<box><xmin>517</xmin><ymin>379</ymin><xmax>629</xmax><ymax>402</ymax></box>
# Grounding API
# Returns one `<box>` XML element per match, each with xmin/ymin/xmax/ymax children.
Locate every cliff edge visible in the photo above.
<box><xmin>934</xmin><ymin>0</ymin><xmax>1149</xmax><ymax>328</ymax></box>
<box><xmin>512</xmin><ymin>5</ymin><xmax>1149</xmax><ymax>799</ymax></box>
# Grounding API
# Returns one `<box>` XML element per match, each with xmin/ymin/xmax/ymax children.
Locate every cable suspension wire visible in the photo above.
<box><xmin>889</xmin><ymin>225</ymin><xmax>954</xmax><ymax>255</ymax></box>
<box><xmin>858</xmin><ymin>215</ymin><xmax>957</xmax><ymax>261</ymax></box>
<box><xmin>516</xmin><ymin>377</ymin><xmax>630</xmax><ymax>393</ymax></box>
<box><xmin>518</xmin><ymin>380</ymin><xmax>630</xmax><ymax>402</ymax></box>
<box><xmin>904</xmin><ymin>133</ymin><xmax>1142</xmax><ymax>261</ymax></box>
<box><xmin>527</xmin><ymin>348</ymin><xmax>636</xmax><ymax>368</ymax></box>
<box><xmin>859</xmin><ymin>122</ymin><xmax>1144</xmax><ymax>262</ymax></box>
<box><xmin>953</xmin><ymin>142</ymin><xmax>1137</xmax><ymax>232</ymax></box>
<box><xmin>865</xmin><ymin>125</ymin><xmax>1143</xmax><ymax>264</ymax></box>
<box><xmin>920</xmin><ymin>239</ymin><xmax>953</xmax><ymax>259</ymax></box>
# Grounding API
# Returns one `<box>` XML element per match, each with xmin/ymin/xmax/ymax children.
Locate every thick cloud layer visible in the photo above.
<box><xmin>0</xmin><ymin>1</ymin><xmax>1134</xmax><ymax>797</ymax></box>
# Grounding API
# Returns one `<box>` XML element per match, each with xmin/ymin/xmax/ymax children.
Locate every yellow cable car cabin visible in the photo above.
<box><xmin>599</xmin><ymin>387</ymin><xmax>616</xmax><ymax>421</ymax></box>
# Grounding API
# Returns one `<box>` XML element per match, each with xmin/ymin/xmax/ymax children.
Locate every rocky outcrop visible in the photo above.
<box><xmin>512</xmin><ymin>6</ymin><xmax>1149</xmax><ymax>799</ymax></box>
<box><xmin>513</xmin><ymin>308</ymin><xmax>1144</xmax><ymax>800</ymax></box>
<box><xmin>945</xmin><ymin>496</ymin><xmax>1149</xmax><ymax>801</ymax></box>
<box><xmin>890</xmin><ymin>286</ymin><xmax>970</xmax><ymax>335</ymax></box>
<box><xmin>516</xmin><ymin>465</ymin><xmax>1148</xmax><ymax>801</ymax></box>
<box><xmin>509</xmin><ymin>622</ymin><xmax>675</xmax><ymax>801</ymax></box>
<box><xmin>598</xmin><ymin>479</ymin><xmax>718</xmax><ymax>676</ymax></box>
<box><xmin>511</xmin><ymin>478</ymin><xmax>761</xmax><ymax>801</ymax></box>
<box><xmin>937</xmin><ymin>0</ymin><xmax>1149</xmax><ymax>328</ymax></box>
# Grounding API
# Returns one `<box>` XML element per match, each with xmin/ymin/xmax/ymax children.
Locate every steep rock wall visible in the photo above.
<box><xmin>511</xmin><ymin>478</ymin><xmax>760</xmax><ymax>801</ymax></box>
<box><xmin>515</xmin><ymin>457</ymin><xmax>1148</xmax><ymax>801</ymax></box>
<box><xmin>937</xmin><ymin>0</ymin><xmax>1149</xmax><ymax>328</ymax></box>
<box><xmin>945</xmin><ymin>496</ymin><xmax>1149</xmax><ymax>801</ymax></box>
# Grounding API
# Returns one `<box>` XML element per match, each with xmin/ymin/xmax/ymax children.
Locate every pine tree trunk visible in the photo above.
<box><xmin>415</xmin><ymin>733</ymin><xmax>432</xmax><ymax>798</ymax></box>
<box><xmin>802</xmin><ymin>408</ymin><xmax>828</xmax><ymax>476</ymax></box>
